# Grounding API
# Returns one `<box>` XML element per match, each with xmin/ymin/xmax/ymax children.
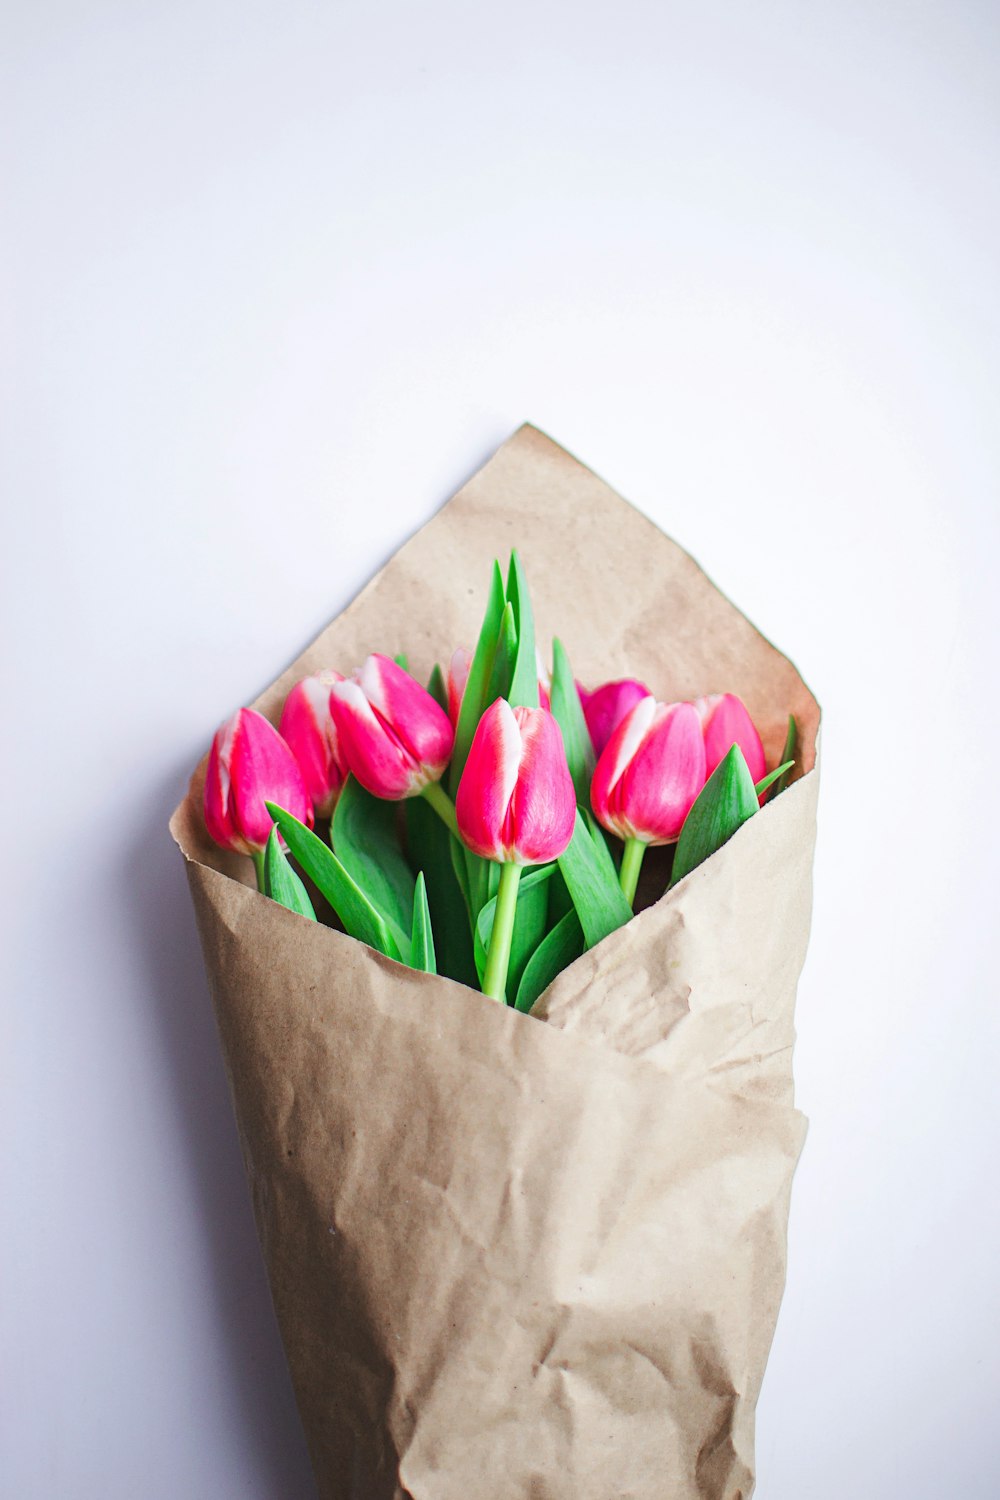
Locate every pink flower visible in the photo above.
<box><xmin>279</xmin><ymin>670</ymin><xmax>346</xmax><ymax>818</ymax></box>
<box><xmin>447</xmin><ymin>647</ymin><xmax>473</xmax><ymax>726</ymax></box>
<box><xmin>694</xmin><ymin>693</ymin><xmax>766</xmax><ymax>785</ymax></box>
<box><xmin>578</xmin><ymin>677</ymin><xmax>651</xmax><ymax>758</ymax></box>
<box><xmin>329</xmin><ymin>653</ymin><xmax>454</xmax><ymax>800</ymax></box>
<box><xmin>204</xmin><ymin>707</ymin><xmax>313</xmax><ymax>855</ymax></box>
<box><xmin>590</xmin><ymin>696</ymin><xmax>706</xmax><ymax>845</ymax></box>
<box><xmin>456</xmin><ymin>701</ymin><xmax>576</xmax><ymax>865</ymax></box>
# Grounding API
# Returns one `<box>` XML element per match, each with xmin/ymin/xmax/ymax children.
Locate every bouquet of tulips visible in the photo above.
<box><xmin>172</xmin><ymin>426</ymin><xmax>819</xmax><ymax>1500</ymax></box>
<box><xmin>202</xmin><ymin>553</ymin><xmax>797</xmax><ymax>1015</ymax></box>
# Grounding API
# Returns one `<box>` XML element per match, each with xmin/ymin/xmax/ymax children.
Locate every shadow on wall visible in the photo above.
<box><xmin>128</xmin><ymin>759</ymin><xmax>317</xmax><ymax>1499</ymax></box>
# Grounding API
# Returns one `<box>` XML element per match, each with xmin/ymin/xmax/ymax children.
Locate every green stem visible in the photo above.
<box><xmin>482</xmin><ymin>862</ymin><xmax>522</xmax><ymax>1003</ymax></box>
<box><xmin>619</xmin><ymin>837</ymin><xmax>646</xmax><ymax>907</ymax></box>
<box><xmin>420</xmin><ymin>779</ymin><xmax>460</xmax><ymax>838</ymax></box>
<box><xmin>251</xmin><ymin>848</ymin><xmax>267</xmax><ymax>893</ymax></box>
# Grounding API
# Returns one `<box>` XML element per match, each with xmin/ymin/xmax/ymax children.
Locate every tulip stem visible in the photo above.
<box><xmin>251</xmin><ymin>848</ymin><xmax>267</xmax><ymax>894</ymax></box>
<box><xmin>483</xmin><ymin>861</ymin><xmax>522</xmax><ymax>1003</ymax></box>
<box><xmin>420</xmin><ymin>780</ymin><xmax>460</xmax><ymax>838</ymax></box>
<box><xmin>619</xmin><ymin>837</ymin><xmax>646</xmax><ymax>907</ymax></box>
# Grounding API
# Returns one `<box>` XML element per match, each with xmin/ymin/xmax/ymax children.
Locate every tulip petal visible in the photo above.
<box><xmin>357</xmin><ymin>654</ymin><xmax>453</xmax><ymax>773</ymax></box>
<box><xmin>455</xmin><ymin>699</ymin><xmax>524</xmax><ymax>862</ymax></box>
<box><xmin>582</xmin><ymin>678</ymin><xmax>651</xmax><ymax>759</ymax></box>
<box><xmin>330</xmin><ymin>678</ymin><xmax>422</xmax><ymax>799</ymax></box>
<box><xmin>504</xmin><ymin>708</ymin><xmax>577</xmax><ymax>865</ymax></box>
<box><xmin>207</xmin><ymin>708</ymin><xmax>312</xmax><ymax>854</ymax></box>
<box><xmin>702</xmin><ymin>692</ymin><xmax>766</xmax><ymax>785</ymax></box>
<box><xmin>614</xmin><ymin>701</ymin><xmax>706</xmax><ymax>845</ymax></box>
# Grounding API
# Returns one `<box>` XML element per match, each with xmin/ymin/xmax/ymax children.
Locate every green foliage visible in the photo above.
<box><xmin>514</xmin><ymin>910</ymin><xmax>584</xmax><ymax>1013</ymax></box>
<box><xmin>557</xmin><ymin>811</ymin><xmax>633</xmax><ymax>949</ymax></box>
<box><xmin>549</xmin><ymin>637</ymin><xmax>595</xmax><ymax>804</ymax></box>
<box><xmin>410</xmin><ymin>872</ymin><xmax>437</xmax><ymax>974</ymax></box>
<box><xmin>474</xmin><ymin>864</ymin><xmax>555</xmax><ymax>1000</ymax></box>
<box><xmin>332</xmin><ymin>776</ymin><xmax>414</xmax><ymax>959</ymax></box>
<box><xmin>505</xmin><ymin>549</ymin><xmax>539</xmax><ymax>709</ymax></box>
<box><xmin>266</xmin><ymin>803</ymin><xmax>402</xmax><ymax>960</ymax></box>
<box><xmin>406</xmin><ymin>796</ymin><xmax>478</xmax><ymax>987</ymax></box>
<box><xmin>669</xmin><ymin>745</ymin><xmax>759</xmax><ymax>888</ymax></box>
<box><xmin>262</xmin><ymin>827</ymin><xmax>317</xmax><ymax>920</ymax></box>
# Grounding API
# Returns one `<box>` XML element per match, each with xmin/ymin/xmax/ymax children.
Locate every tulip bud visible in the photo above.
<box><xmin>694</xmin><ymin>692</ymin><xmax>766</xmax><ymax>785</ymax></box>
<box><xmin>456</xmin><ymin>700</ymin><xmax>576</xmax><ymax>865</ymax></box>
<box><xmin>330</xmin><ymin>653</ymin><xmax>455</xmax><ymax>800</ymax></box>
<box><xmin>590</xmin><ymin>696</ymin><xmax>706</xmax><ymax>846</ymax></box>
<box><xmin>578</xmin><ymin>677</ymin><xmax>651</xmax><ymax>759</ymax></box>
<box><xmin>204</xmin><ymin>707</ymin><xmax>313</xmax><ymax>856</ymax></box>
<box><xmin>447</xmin><ymin>647</ymin><xmax>473</xmax><ymax>727</ymax></box>
<box><xmin>278</xmin><ymin>670</ymin><xmax>346</xmax><ymax>819</ymax></box>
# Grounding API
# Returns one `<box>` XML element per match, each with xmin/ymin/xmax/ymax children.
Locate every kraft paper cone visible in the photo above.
<box><xmin>171</xmin><ymin>425</ymin><xmax>820</xmax><ymax>1500</ymax></box>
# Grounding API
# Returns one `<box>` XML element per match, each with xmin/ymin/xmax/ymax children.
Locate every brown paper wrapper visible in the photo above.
<box><xmin>171</xmin><ymin>425</ymin><xmax>820</xmax><ymax>1500</ymax></box>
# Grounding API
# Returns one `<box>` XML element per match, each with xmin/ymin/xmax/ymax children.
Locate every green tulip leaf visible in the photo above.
<box><xmin>755</xmin><ymin>760</ymin><xmax>794</xmax><ymax>799</ymax></box>
<box><xmin>549</xmin><ymin>637</ymin><xmax>595</xmax><ymax>804</ymax></box>
<box><xmin>484</xmin><ymin>600</ymin><xmax>517</xmax><ymax>706</ymax></box>
<box><xmin>410</xmin><ymin>872</ymin><xmax>437</xmax><ymax>974</ymax></box>
<box><xmin>450</xmin><ymin>559</ymin><xmax>506</xmax><ymax>794</ymax></box>
<box><xmin>266</xmin><ymin>803</ymin><xmax>402</xmax><ymax>960</ymax></box>
<box><xmin>514</xmin><ymin>909</ymin><xmax>585</xmax><ymax>1013</ymax></box>
<box><xmin>393</xmin><ymin>652</ymin><xmax>409</xmax><ymax>671</ymax></box>
<box><xmin>669</xmin><ymin>744</ymin><xmax>759</xmax><ymax>888</ymax></box>
<box><xmin>475</xmin><ymin>863</ymin><xmax>555</xmax><ymax>1000</ymax></box>
<box><xmin>557</xmin><ymin>811</ymin><xmax>633</xmax><ymax>949</ymax></box>
<box><xmin>505</xmin><ymin>549</ymin><xmax>539</xmax><ymax>709</ymax></box>
<box><xmin>774</xmin><ymin>715</ymin><xmax>797</xmax><ymax>797</ymax></box>
<box><xmin>332</xmin><ymin>775</ymin><xmax>414</xmax><ymax>960</ymax></box>
<box><xmin>262</xmin><ymin>827</ymin><xmax>317</xmax><ymax>921</ymax></box>
<box><xmin>406</xmin><ymin>797</ymin><xmax>478</xmax><ymax>986</ymax></box>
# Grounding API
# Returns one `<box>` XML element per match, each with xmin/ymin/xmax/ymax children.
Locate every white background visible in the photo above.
<box><xmin>4</xmin><ymin>2</ymin><xmax>999</xmax><ymax>1496</ymax></box>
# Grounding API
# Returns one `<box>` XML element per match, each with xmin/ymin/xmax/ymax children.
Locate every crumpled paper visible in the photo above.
<box><xmin>171</xmin><ymin>424</ymin><xmax>820</xmax><ymax>1500</ymax></box>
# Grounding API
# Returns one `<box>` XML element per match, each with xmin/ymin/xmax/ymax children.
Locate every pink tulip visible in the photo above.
<box><xmin>204</xmin><ymin>707</ymin><xmax>313</xmax><ymax>855</ymax></box>
<box><xmin>447</xmin><ymin>647</ymin><xmax>473</xmax><ymax>726</ymax></box>
<box><xmin>579</xmin><ymin>677</ymin><xmax>651</xmax><ymax>758</ymax></box>
<box><xmin>279</xmin><ymin>671</ymin><xmax>346</xmax><ymax>818</ymax></box>
<box><xmin>330</xmin><ymin>653</ymin><xmax>454</xmax><ymax>800</ymax></box>
<box><xmin>456</xmin><ymin>701</ymin><xmax>576</xmax><ymax>865</ymax></box>
<box><xmin>591</xmin><ymin>696</ymin><xmax>706</xmax><ymax>846</ymax></box>
<box><xmin>694</xmin><ymin>693</ymin><xmax>766</xmax><ymax>785</ymax></box>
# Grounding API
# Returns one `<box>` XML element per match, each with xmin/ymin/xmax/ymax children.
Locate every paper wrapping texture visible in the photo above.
<box><xmin>171</xmin><ymin>425</ymin><xmax>820</xmax><ymax>1500</ymax></box>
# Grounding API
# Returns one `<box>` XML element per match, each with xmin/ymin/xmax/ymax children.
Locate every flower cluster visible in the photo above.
<box><xmin>204</xmin><ymin>552</ymin><xmax>794</xmax><ymax>1009</ymax></box>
